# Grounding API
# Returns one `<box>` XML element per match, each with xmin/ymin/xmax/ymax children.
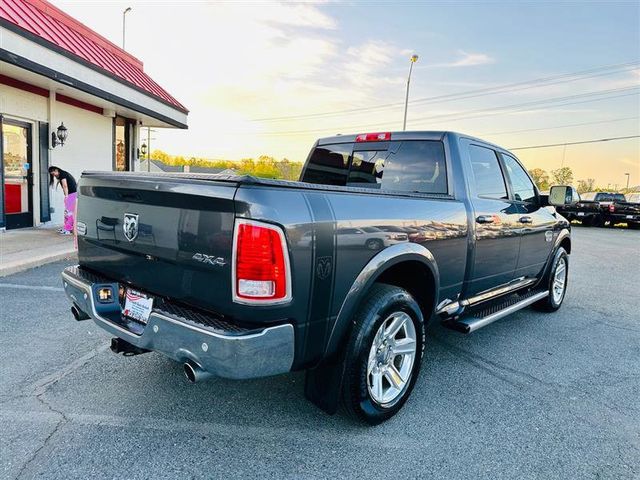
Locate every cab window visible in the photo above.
<box><xmin>347</xmin><ymin>140</ymin><xmax>447</xmax><ymax>194</ymax></box>
<box><xmin>469</xmin><ymin>145</ymin><xmax>508</xmax><ymax>199</ymax></box>
<box><xmin>301</xmin><ymin>143</ymin><xmax>352</xmax><ymax>185</ymax></box>
<box><xmin>501</xmin><ymin>153</ymin><xmax>536</xmax><ymax>203</ymax></box>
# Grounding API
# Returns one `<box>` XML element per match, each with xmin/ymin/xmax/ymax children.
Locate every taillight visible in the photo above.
<box><xmin>355</xmin><ymin>132</ymin><xmax>391</xmax><ymax>142</ymax></box>
<box><xmin>609</xmin><ymin>204</ymin><xmax>615</xmax><ymax>212</ymax></box>
<box><xmin>233</xmin><ymin>219</ymin><xmax>291</xmax><ymax>304</ymax></box>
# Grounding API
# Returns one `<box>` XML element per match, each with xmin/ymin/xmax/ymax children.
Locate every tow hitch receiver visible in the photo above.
<box><xmin>110</xmin><ymin>338</ymin><xmax>150</xmax><ymax>357</ymax></box>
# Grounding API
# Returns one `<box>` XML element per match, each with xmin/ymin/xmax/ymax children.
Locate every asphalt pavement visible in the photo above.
<box><xmin>1</xmin><ymin>227</ymin><xmax>638</xmax><ymax>479</ymax></box>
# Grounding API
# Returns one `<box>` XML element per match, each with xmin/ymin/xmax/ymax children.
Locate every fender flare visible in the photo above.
<box><xmin>539</xmin><ymin>228</ymin><xmax>571</xmax><ymax>286</ymax></box>
<box><xmin>323</xmin><ymin>242</ymin><xmax>440</xmax><ymax>358</ymax></box>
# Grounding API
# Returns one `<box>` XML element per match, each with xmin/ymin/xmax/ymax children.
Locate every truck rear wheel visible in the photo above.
<box><xmin>340</xmin><ymin>284</ymin><xmax>425</xmax><ymax>424</ymax></box>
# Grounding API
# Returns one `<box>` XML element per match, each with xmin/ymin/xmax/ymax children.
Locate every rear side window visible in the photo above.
<box><xmin>501</xmin><ymin>154</ymin><xmax>536</xmax><ymax>203</ymax></box>
<box><xmin>347</xmin><ymin>140</ymin><xmax>447</xmax><ymax>194</ymax></box>
<box><xmin>469</xmin><ymin>145</ymin><xmax>508</xmax><ymax>199</ymax></box>
<box><xmin>302</xmin><ymin>143</ymin><xmax>352</xmax><ymax>185</ymax></box>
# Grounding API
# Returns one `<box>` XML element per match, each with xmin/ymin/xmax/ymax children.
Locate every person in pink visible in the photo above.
<box><xmin>48</xmin><ymin>166</ymin><xmax>77</xmax><ymax>235</ymax></box>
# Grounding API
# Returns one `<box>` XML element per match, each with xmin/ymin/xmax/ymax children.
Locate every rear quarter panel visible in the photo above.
<box><xmin>235</xmin><ymin>184</ymin><xmax>468</xmax><ymax>367</ymax></box>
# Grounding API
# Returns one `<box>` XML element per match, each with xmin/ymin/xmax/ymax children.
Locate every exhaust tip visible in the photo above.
<box><xmin>184</xmin><ymin>362</ymin><xmax>197</xmax><ymax>383</ymax></box>
<box><xmin>71</xmin><ymin>305</ymin><xmax>90</xmax><ymax>321</ymax></box>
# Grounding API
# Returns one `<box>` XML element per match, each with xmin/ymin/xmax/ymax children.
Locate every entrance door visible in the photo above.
<box><xmin>114</xmin><ymin>116</ymin><xmax>133</xmax><ymax>171</ymax></box>
<box><xmin>2</xmin><ymin>120</ymin><xmax>33</xmax><ymax>229</ymax></box>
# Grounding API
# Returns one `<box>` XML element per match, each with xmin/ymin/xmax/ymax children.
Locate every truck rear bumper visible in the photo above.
<box><xmin>61</xmin><ymin>266</ymin><xmax>295</xmax><ymax>380</ymax></box>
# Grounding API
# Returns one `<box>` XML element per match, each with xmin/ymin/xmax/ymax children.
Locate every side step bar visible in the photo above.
<box><xmin>443</xmin><ymin>290</ymin><xmax>548</xmax><ymax>334</ymax></box>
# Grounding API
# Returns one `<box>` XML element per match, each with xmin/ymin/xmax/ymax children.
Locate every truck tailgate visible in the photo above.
<box><xmin>76</xmin><ymin>172</ymin><xmax>239</xmax><ymax>314</ymax></box>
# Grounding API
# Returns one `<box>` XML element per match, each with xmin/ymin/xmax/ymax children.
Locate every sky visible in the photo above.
<box><xmin>53</xmin><ymin>0</ymin><xmax>640</xmax><ymax>187</ymax></box>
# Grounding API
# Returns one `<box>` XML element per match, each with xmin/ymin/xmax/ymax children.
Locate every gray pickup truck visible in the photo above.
<box><xmin>61</xmin><ymin>131</ymin><xmax>577</xmax><ymax>424</ymax></box>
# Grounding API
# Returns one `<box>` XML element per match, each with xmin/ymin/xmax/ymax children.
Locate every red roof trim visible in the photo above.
<box><xmin>0</xmin><ymin>73</ymin><xmax>103</xmax><ymax>115</ymax></box>
<box><xmin>0</xmin><ymin>73</ymin><xmax>50</xmax><ymax>97</ymax></box>
<box><xmin>56</xmin><ymin>93</ymin><xmax>103</xmax><ymax>115</ymax></box>
<box><xmin>0</xmin><ymin>0</ymin><xmax>188</xmax><ymax>114</ymax></box>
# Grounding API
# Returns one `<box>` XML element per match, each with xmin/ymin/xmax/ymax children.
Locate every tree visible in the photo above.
<box><xmin>551</xmin><ymin>167</ymin><xmax>574</xmax><ymax>186</ymax></box>
<box><xmin>576</xmin><ymin>178</ymin><xmax>596</xmax><ymax>194</ymax></box>
<box><xmin>528</xmin><ymin>168</ymin><xmax>550</xmax><ymax>191</ymax></box>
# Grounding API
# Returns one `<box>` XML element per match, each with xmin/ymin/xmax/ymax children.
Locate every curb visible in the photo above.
<box><xmin>0</xmin><ymin>249</ymin><xmax>78</xmax><ymax>277</ymax></box>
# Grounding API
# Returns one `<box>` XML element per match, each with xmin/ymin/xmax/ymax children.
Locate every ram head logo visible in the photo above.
<box><xmin>123</xmin><ymin>213</ymin><xmax>139</xmax><ymax>242</ymax></box>
<box><xmin>316</xmin><ymin>256</ymin><xmax>333</xmax><ymax>280</ymax></box>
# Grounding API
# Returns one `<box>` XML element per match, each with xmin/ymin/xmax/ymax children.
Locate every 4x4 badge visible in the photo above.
<box><xmin>123</xmin><ymin>213</ymin><xmax>139</xmax><ymax>242</ymax></box>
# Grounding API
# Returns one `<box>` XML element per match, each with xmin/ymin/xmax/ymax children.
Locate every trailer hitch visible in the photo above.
<box><xmin>110</xmin><ymin>338</ymin><xmax>150</xmax><ymax>357</ymax></box>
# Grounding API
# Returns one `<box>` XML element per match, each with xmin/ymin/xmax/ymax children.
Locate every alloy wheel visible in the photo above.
<box><xmin>366</xmin><ymin>311</ymin><xmax>417</xmax><ymax>406</ymax></box>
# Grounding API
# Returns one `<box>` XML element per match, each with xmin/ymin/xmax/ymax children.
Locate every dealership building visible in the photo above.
<box><xmin>0</xmin><ymin>0</ymin><xmax>187</xmax><ymax>230</ymax></box>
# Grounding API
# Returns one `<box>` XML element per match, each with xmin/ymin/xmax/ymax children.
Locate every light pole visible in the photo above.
<box><xmin>122</xmin><ymin>7</ymin><xmax>132</xmax><ymax>50</ymax></box>
<box><xmin>625</xmin><ymin>173</ymin><xmax>630</xmax><ymax>191</ymax></box>
<box><xmin>402</xmin><ymin>54</ymin><xmax>419</xmax><ymax>131</ymax></box>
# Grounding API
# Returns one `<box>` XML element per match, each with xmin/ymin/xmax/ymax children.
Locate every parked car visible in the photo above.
<box><xmin>557</xmin><ymin>191</ymin><xmax>626</xmax><ymax>226</ymax></box>
<box><xmin>61</xmin><ymin>131</ymin><xmax>575</xmax><ymax>424</ymax></box>
<box><xmin>605</xmin><ymin>192</ymin><xmax>640</xmax><ymax>229</ymax></box>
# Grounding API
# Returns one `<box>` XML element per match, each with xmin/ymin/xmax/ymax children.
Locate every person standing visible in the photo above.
<box><xmin>48</xmin><ymin>166</ymin><xmax>78</xmax><ymax>235</ymax></box>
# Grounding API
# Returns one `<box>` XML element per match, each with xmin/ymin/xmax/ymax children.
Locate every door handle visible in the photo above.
<box><xmin>519</xmin><ymin>216</ymin><xmax>533</xmax><ymax>224</ymax></box>
<box><xmin>476</xmin><ymin>215</ymin><xmax>495</xmax><ymax>224</ymax></box>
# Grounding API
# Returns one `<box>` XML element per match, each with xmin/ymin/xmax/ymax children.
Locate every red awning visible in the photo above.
<box><xmin>1</xmin><ymin>0</ymin><xmax>187</xmax><ymax>113</ymax></box>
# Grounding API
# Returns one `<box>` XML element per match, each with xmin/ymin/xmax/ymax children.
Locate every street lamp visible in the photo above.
<box><xmin>402</xmin><ymin>54</ymin><xmax>419</xmax><ymax>131</ymax></box>
<box><xmin>140</xmin><ymin>142</ymin><xmax>148</xmax><ymax>158</ymax></box>
<box><xmin>122</xmin><ymin>7</ymin><xmax>132</xmax><ymax>50</ymax></box>
<box><xmin>625</xmin><ymin>172</ymin><xmax>630</xmax><ymax>190</ymax></box>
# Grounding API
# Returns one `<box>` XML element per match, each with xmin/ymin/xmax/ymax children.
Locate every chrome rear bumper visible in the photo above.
<box><xmin>61</xmin><ymin>266</ymin><xmax>294</xmax><ymax>379</ymax></box>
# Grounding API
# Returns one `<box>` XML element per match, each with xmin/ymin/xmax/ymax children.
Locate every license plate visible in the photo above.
<box><xmin>626</xmin><ymin>215</ymin><xmax>634</xmax><ymax>219</ymax></box>
<box><xmin>123</xmin><ymin>289</ymin><xmax>154</xmax><ymax>324</ymax></box>
<box><xmin>577</xmin><ymin>212</ymin><xmax>585</xmax><ymax>216</ymax></box>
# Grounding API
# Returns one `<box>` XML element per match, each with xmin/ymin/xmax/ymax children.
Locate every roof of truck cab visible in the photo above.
<box><xmin>316</xmin><ymin>131</ymin><xmax>512</xmax><ymax>152</ymax></box>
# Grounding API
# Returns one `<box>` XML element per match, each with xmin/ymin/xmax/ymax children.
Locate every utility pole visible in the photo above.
<box><xmin>147</xmin><ymin>127</ymin><xmax>151</xmax><ymax>172</ymax></box>
<box><xmin>402</xmin><ymin>54</ymin><xmax>419</xmax><ymax>131</ymax></box>
<box><xmin>122</xmin><ymin>7</ymin><xmax>132</xmax><ymax>50</ymax></box>
<box><xmin>625</xmin><ymin>173</ymin><xmax>630</xmax><ymax>190</ymax></box>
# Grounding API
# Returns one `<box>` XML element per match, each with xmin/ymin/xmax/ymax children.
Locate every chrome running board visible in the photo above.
<box><xmin>443</xmin><ymin>289</ymin><xmax>548</xmax><ymax>334</ymax></box>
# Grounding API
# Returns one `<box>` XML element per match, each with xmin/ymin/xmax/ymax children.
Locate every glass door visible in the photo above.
<box><xmin>114</xmin><ymin>116</ymin><xmax>132</xmax><ymax>171</ymax></box>
<box><xmin>2</xmin><ymin>120</ymin><xmax>33</xmax><ymax>229</ymax></box>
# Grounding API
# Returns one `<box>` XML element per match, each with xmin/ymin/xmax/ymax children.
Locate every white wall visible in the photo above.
<box><xmin>48</xmin><ymin>101</ymin><xmax>113</xmax><ymax>225</ymax></box>
<box><xmin>0</xmin><ymin>84</ymin><xmax>48</xmax><ymax>121</ymax></box>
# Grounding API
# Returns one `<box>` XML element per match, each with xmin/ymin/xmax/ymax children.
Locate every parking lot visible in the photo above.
<box><xmin>0</xmin><ymin>227</ymin><xmax>638</xmax><ymax>479</ymax></box>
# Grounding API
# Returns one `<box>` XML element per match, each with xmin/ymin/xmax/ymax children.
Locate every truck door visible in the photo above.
<box><xmin>499</xmin><ymin>152</ymin><xmax>555</xmax><ymax>280</ymax></box>
<box><xmin>465</xmin><ymin>142</ymin><xmax>522</xmax><ymax>297</ymax></box>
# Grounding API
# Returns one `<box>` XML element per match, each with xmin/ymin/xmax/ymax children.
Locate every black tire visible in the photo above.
<box><xmin>592</xmin><ymin>215</ymin><xmax>604</xmax><ymax>228</ymax></box>
<box><xmin>581</xmin><ymin>217</ymin><xmax>592</xmax><ymax>227</ymax></box>
<box><xmin>340</xmin><ymin>284</ymin><xmax>425</xmax><ymax>425</ymax></box>
<box><xmin>534</xmin><ymin>247</ymin><xmax>569</xmax><ymax>312</ymax></box>
<box><xmin>365</xmin><ymin>239</ymin><xmax>384</xmax><ymax>250</ymax></box>
<box><xmin>629</xmin><ymin>223</ymin><xmax>640</xmax><ymax>230</ymax></box>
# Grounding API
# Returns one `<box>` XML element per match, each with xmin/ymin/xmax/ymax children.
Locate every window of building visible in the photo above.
<box><xmin>114</xmin><ymin>116</ymin><xmax>131</xmax><ymax>172</ymax></box>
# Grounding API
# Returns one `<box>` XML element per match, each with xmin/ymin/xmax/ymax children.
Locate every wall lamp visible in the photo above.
<box><xmin>51</xmin><ymin>122</ymin><xmax>68</xmax><ymax>148</ymax></box>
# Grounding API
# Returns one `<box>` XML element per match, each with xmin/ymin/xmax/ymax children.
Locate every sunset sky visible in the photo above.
<box><xmin>54</xmin><ymin>0</ymin><xmax>639</xmax><ymax>187</ymax></box>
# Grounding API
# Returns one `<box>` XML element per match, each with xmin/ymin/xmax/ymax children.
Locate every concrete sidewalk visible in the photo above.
<box><xmin>0</xmin><ymin>227</ymin><xmax>77</xmax><ymax>277</ymax></box>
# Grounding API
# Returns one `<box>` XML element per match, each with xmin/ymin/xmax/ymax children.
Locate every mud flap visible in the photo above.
<box><xmin>304</xmin><ymin>356</ymin><xmax>346</xmax><ymax>415</ymax></box>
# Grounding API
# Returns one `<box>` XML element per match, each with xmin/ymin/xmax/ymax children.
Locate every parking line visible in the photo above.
<box><xmin>0</xmin><ymin>283</ymin><xmax>64</xmax><ymax>292</ymax></box>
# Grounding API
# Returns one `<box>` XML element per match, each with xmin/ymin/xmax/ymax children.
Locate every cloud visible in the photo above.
<box><xmin>429</xmin><ymin>50</ymin><xmax>496</xmax><ymax>68</ymax></box>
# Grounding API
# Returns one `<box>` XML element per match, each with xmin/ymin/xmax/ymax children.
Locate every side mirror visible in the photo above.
<box><xmin>549</xmin><ymin>185</ymin><xmax>579</xmax><ymax>206</ymax></box>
